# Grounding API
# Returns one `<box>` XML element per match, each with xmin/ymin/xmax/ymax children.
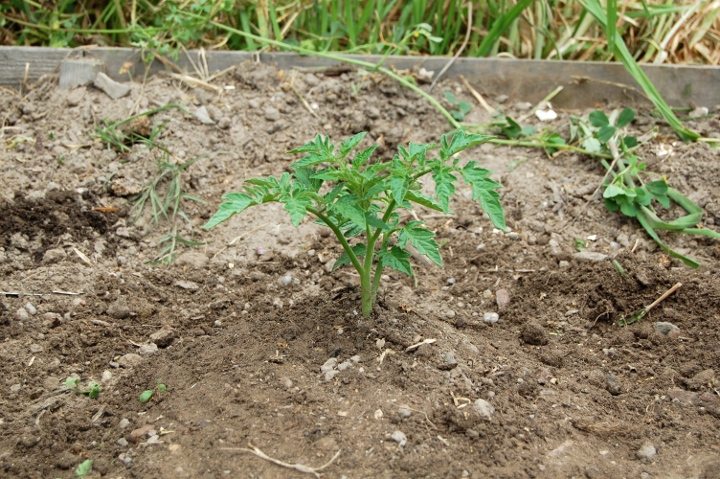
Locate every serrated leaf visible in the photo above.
<box><xmin>312</xmin><ymin>169</ymin><xmax>346</xmax><ymax>181</ymax></box>
<box><xmin>352</xmin><ymin>145</ymin><xmax>378</xmax><ymax>169</ymax></box>
<box><xmin>366</xmin><ymin>213</ymin><xmax>391</xmax><ymax>231</ymax></box>
<box><xmin>440</xmin><ymin>130</ymin><xmax>494</xmax><ymax>159</ymax></box>
<box><xmin>378</xmin><ymin>246</ymin><xmax>413</xmax><ymax>276</ymax></box>
<box><xmin>432</xmin><ymin>169</ymin><xmax>457</xmax><ymax>213</ymax></box>
<box><xmin>139</xmin><ymin>390</ymin><xmax>154</xmax><ymax>403</ymax></box>
<box><xmin>388</xmin><ymin>176</ymin><xmax>409</xmax><ymax>205</ymax></box>
<box><xmin>617</xmin><ymin>108</ymin><xmax>635</xmax><ymax>128</ymax></box>
<box><xmin>597</xmin><ymin>125</ymin><xmax>616</xmax><ymax>142</ymax></box>
<box><xmin>75</xmin><ymin>459</ymin><xmax>93</xmax><ymax>477</ymax></box>
<box><xmin>603</xmin><ymin>184</ymin><xmax>625</xmax><ymax>198</ymax></box>
<box><xmin>291</xmin><ymin>150</ymin><xmax>336</xmax><ymax>168</ymax></box>
<box><xmin>203</xmin><ymin>193</ymin><xmax>256</xmax><ymax>229</ymax></box>
<box><xmin>332</xmin><ymin>243</ymin><xmax>366</xmax><ymax>270</ymax></box>
<box><xmin>589</xmin><ymin>110</ymin><xmax>610</xmax><ymax>127</ymax></box>
<box><xmin>284</xmin><ymin>194</ymin><xmax>313</xmax><ymax>227</ymax></box>
<box><xmin>333</xmin><ymin>195</ymin><xmax>367</xmax><ymax>229</ymax></box>
<box><xmin>477</xmin><ymin>189</ymin><xmax>506</xmax><ymax>230</ymax></box>
<box><xmin>294</xmin><ymin>167</ymin><xmax>322</xmax><ymax>191</ymax></box>
<box><xmin>405</xmin><ymin>190</ymin><xmax>444</xmax><ymax>212</ymax></box>
<box><xmin>340</xmin><ymin>132</ymin><xmax>366</xmax><ymax>159</ymax></box>
<box><xmin>398</xmin><ymin>222</ymin><xmax>442</xmax><ymax>266</ymax></box>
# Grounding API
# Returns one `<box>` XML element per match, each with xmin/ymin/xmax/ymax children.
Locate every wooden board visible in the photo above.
<box><xmin>1</xmin><ymin>46</ymin><xmax>719</xmax><ymax>109</ymax></box>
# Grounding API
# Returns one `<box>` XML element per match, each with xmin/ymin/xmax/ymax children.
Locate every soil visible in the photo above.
<box><xmin>1</xmin><ymin>61</ymin><xmax>720</xmax><ymax>479</ymax></box>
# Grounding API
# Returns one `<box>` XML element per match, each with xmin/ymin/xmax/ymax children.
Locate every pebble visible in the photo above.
<box><xmin>129</xmin><ymin>424</ymin><xmax>155</xmax><ymax>443</ymax></box>
<box><xmin>324</xmin><ymin>370</ymin><xmax>339</xmax><ymax>382</ymax></box>
<box><xmin>483</xmin><ymin>312</ymin><xmax>499</xmax><ymax>323</ymax></box>
<box><xmin>118</xmin><ymin>418</ymin><xmax>130</xmax><ymax>429</ymax></box>
<box><xmin>117</xmin><ymin>438</ymin><xmax>129</xmax><ymax>447</ymax></box>
<box><xmin>605</xmin><ymin>374</ymin><xmax>623</xmax><ymax>395</ymax></box>
<box><xmin>573</xmin><ymin>251</ymin><xmax>608</xmax><ymax>262</ymax></box>
<box><xmin>279</xmin><ymin>275</ymin><xmax>292</xmax><ymax>286</ymax></box>
<box><xmin>264</xmin><ymin>107</ymin><xmax>281</xmax><ymax>121</ymax></box>
<box><xmin>445</xmin><ymin>309</ymin><xmax>456</xmax><ymax>319</ymax></box>
<box><xmin>16</xmin><ymin>308</ymin><xmax>30</xmax><ymax>321</ymax></box>
<box><xmin>447</xmin><ymin>277</ymin><xmax>456</xmax><ymax>285</ymax></box>
<box><xmin>118</xmin><ymin>453</ymin><xmax>133</xmax><ymax>467</ymax></box>
<box><xmin>337</xmin><ymin>361</ymin><xmax>352</xmax><ymax>371</ymax></box>
<box><xmin>495</xmin><ymin>289</ymin><xmax>510</xmax><ymax>311</ymax></box>
<box><xmin>473</xmin><ymin>398</ymin><xmax>495</xmax><ymax>419</ymax></box>
<box><xmin>138</xmin><ymin>343</ymin><xmax>158</xmax><ymax>356</ymax></box>
<box><xmin>194</xmin><ymin>106</ymin><xmax>215</xmax><ymax>125</ymax></box>
<box><xmin>636</xmin><ymin>442</ymin><xmax>657</xmax><ymax>460</ymax></box>
<box><xmin>374</xmin><ymin>409</ymin><xmax>383</xmax><ymax>420</ymax></box>
<box><xmin>24</xmin><ymin>303</ymin><xmax>37</xmax><ymax>315</ymax></box>
<box><xmin>321</xmin><ymin>358</ymin><xmax>337</xmax><ymax>373</ymax></box>
<box><xmin>398</xmin><ymin>405</ymin><xmax>412</xmax><ymax>418</ymax></box>
<box><xmin>145</xmin><ymin>330</ymin><xmax>174</xmax><ymax>350</ymax></box>
<box><xmin>667</xmin><ymin>388</ymin><xmax>699</xmax><ymax>406</ymax></box>
<box><xmin>654</xmin><ymin>322</ymin><xmax>680</xmax><ymax>336</ymax></box>
<box><xmin>443</xmin><ymin>351</ymin><xmax>457</xmax><ymax>365</ymax></box>
<box><xmin>390</xmin><ymin>430</ymin><xmax>407</xmax><ymax>447</ymax></box>
<box><xmin>689</xmin><ymin>106</ymin><xmax>709</xmax><ymax>118</ymax></box>
<box><xmin>175</xmin><ymin>280</ymin><xmax>200</xmax><ymax>291</ymax></box>
<box><xmin>29</xmin><ymin>344</ymin><xmax>43</xmax><ymax>353</ymax></box>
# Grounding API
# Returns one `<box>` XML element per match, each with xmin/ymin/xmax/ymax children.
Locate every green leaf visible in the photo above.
<box><xmin>404</xmin><ymin>190</ymin><xmax>443</xmax><ymax>212</ymax></box>
<box><xmin>501</xmin><ymin>117</ymin><xmax>522</xmax><ymax>139</ymax></box>
<box><xmin>203</xmin><ymin>193</ymin><xmax>256</xmax><ymax>229</ymax></box>
<box><xmin>84</xmin><ymin>383</ymin><xmax>100</xmax><ymax>399</ymax></box>
<box><xmin>634</xmin><ymin>187</ymin><xmax>652</xmax><ymax>206</ymax></box>
<box><xmin>295</xmin><ymin>167</ymin><xmax>322</xmax><ymax>191</ymax></box>
<box><xmin>597</xmin><ymin>125</ymin><xmax>616</xmax><ymax>143</ymax></box>
<box><xmin>623</xmin><ymin>136</ymin><xmax>638</xmax><ymax>148</ymax></box>
<box><xmin>378</xmin><ymin>246</ymin><xmax>413</xmax><ymax>276</ymax></box>
<box><xmin>432</xmin><ymin>167</ymin><xmax>457</xmax><ymax>212</ymax></box>
<box><xmin>440</xmin><ymin>130</ymin><xmax>494</xmax><ymax>159</ymax></box>
<box><xmin>458</xmin><ymin>101</ymin><xmax>472</xmax><ymax>115</ymax></box>
<box><xmin>398</xmin><ymin>222</ymin><xmax>442</xmax><ymax>266</ymax></box>
<box><xmin>444</xmin><ymin>91</ymin><xmax>458</xmax><ymax>104</ymax></box>
<box><xmin>646</xmin><ymin>180</ymin><xmax>668</xmax><ymax>196</ymax></box>
<box><xmin>284</xmin><ymin>194</ymin><xmax>313</xmax><ymax>227</ymax></box>
<box><xmin>66</xmin><ymin>377</ymin><xmax>79</xmax><ymax>389</ymax></box>
<box><xmin>620</xmin><ymin>199</ymin><xmax>638</xmax><ymax>217</ymax></box>
<box><xmin>603</xmin><ymin>184</ymin><xmax>625</xmax><ymax>198</ymax></box>
<box><xmin>477</xmin><ymin>189</ymin><xmax>507</xmax><ymax>230</ymax></box>
<box><xmin>366</xmin><ymin>213</ymin><xmax>390</xmax><ymax>231</ymax></box>
<box><xmin>352</xmin><ymin>146</ymin><xmax>378</xmax><ymax>169</ymax></box>
<box><xmin>582</xmin><ymin>137</ymin><xmax>602</xmax><ymax>153</ymax></box>
<box><xmin>340</xmin><ymin>132</ymin><xmax>366</xmax><ymax>159</ymax></box>
<box><xmin>157</xmin><ymin>383</ymin><xmax>167</xmax><ymax>392</ymax></box>
<box><xmin>605</xmin><ymin>198</ymin><xmax>620</xmax><ymax>212</ymax></box>
<box><xmin>388</xmin><ymin>176</ymin><xmax>409</xmax><ymax>205</ymax></box>
<box><xmin>589</xmin><ymin>110</ymin><xmax>610</xmax><ymax>127</ymax></box>
<box><xmin>333</xmin><ymin>195</ymin><xmax>367</xmax><ymax>229</ymax></box>
<box><xmin>332</xmin><ymin>243</ymin><xmax>366</xmax><ymax>270</ymax></box>
<box><xmin>617</xmin><ymin>108</ymin><xmax>635</xmax><ymax>128</ymax></box>
<box><xmin>139</xmin><ymin>390</ymin><xmax>154</xmax><ymax>403</ymax></box>
<box><xmin>75</xmin><ymin>459</ymin><xmax>93</xmax><ymax>478</ymax></box>
<box><xmin>655</xmin><ymin>194</ymin><xmax>671</xmax><ymax>209</ymax></box>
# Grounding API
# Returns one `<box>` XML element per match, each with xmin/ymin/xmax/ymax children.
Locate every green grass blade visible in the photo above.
<box><xmin>476</xmin><ymin>0</ymin><xmax>534</xmax><ymax>57</ymax></box>
<box><xmin>579</xmin><ymin>0</ymin><xmax>700</xmax><ymax>142</ymax></box>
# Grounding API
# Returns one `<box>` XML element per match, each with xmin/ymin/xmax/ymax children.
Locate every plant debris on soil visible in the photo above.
<box><xmin>1</xmin><ymin>61</ymin><xmax>719</xmax><ymax>479</ymax></box>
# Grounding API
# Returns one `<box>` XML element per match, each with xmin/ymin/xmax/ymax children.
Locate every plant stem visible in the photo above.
<box><xmin>308</xmin><ymin>207</ymin><xmax>365</xmax><ymax>276</ymax></box>
<box><xmin>361</xmin><ymin>225</ymin><xmax>377</xmax><ymax>317</ymax></box>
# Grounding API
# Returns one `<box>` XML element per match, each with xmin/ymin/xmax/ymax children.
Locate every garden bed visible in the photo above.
<box><xmin>1</xmin><ymin>58</ymin><xmax>719</xmax><ymax>478</ymax></box>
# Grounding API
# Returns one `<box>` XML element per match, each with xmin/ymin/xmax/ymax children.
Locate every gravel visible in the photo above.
<box><xmin>390</xmin><ymin>430</ymin><xmax>407</xmax><ymax>447</ymax></box>
<box><xmin>473</xmin><ymin>398</ymin><xmax>495</xmax><ymax>418</ymax></box>
<box><xmin>636</xmin><ymin>442</ymin><xmax>657</xmax><ymax>460</ymax></box>
<box><xmin>483</xmin><ymin>312</ymin><xmax>499</xmax><ymax>323</ymax></box>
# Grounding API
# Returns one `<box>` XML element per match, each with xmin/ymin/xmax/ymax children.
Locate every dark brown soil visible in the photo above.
<box><xmin>1</xmin><ymin>61</ymin><xmax>719</xmax><ymax>479</ymax></box>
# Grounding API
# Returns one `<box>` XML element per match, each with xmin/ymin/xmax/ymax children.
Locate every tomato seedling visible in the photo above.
<box><xmin>205</xmin><ymin>131</ymin><xmax>505</xmax><ymax>317</ymax></box>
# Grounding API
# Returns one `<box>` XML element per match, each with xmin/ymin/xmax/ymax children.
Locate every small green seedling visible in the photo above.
<box><xmin>205</xmin><ymin>131</ymin><xmax>505</xmax><ymax>317</ymax></box>
<box><xmin>575</xmin><ymin>108</ymin><xmax>720</xmax><ymax>267</ymax></box>
<box><xmin>139</xmin><ymin>382</ymin><xmax>168</xmax><ymax>403</ymax></box>
<box><xmin>574</xmin><ymin>238</ymin><xmax>587</xmax><ymax>252</ymax></box>
<box><xmin>444</xmin><ymin>92</ymin><xmax>472</xmax><ymax>121</ymax></box>
<box><xmin>65</xmin><ymin>377</ymin><xmax>101</xmax><ymax>399</ymax></box>
<box><xmin>75</xmin><ymin>459</ymin><xmax>93</xmax><ymax>478</ymax></box>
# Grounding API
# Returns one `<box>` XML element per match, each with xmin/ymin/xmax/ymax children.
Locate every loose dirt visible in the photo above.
<box><xmin>1</xmin><ymin>60</ymin><xmax>719</xmax><ymax>479</ymax></box>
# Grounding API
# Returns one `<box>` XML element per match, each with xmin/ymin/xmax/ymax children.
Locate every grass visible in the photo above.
<box><xmin>1</xmin><ymin>1</ymin><xmax>718</xmax><ymax>65</ymax></box>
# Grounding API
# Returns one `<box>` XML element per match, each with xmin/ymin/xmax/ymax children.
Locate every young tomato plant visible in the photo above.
<box><xmin>204</xmin><ymin>131</ymin><xmax>506</xmax><ymax>317</ymax></box>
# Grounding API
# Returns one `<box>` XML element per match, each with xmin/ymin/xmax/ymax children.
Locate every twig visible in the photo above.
<box><xmin>430</xmin><ymin>1</ymin><xmax>473</xmax><ymax>92</ymax></box>
<box><xmin>405</xmin><ymin>338</ymin><xmax>437</xmax><ymax>352</ymax></box>
<box><xmin>220</xmin><ymin>443</ymin><xmax>340</xmax><ymax>478</ymax></box>
<box><xmin>169</xmin><ymin>73</ymin><xmax>221</xmax><ymax>92</ymax></box>
<box><xmin>460</xmin><ymin>75</ymin><xmax>494</xmax><ymax>113</ymax></box>
<box><xmin>645</xmin><ymin>282</ymin><xmax>682</xmax><ymax>314</ymax></box>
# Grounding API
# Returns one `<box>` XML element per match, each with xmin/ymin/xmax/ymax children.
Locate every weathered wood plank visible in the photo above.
<box><xmin>1</xmin><ymin>46</ymin><xmax>718</xmax><ymax>109</ymax></box>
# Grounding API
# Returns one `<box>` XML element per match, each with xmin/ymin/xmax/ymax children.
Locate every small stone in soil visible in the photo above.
<box><xmin>117</xmin><ymin>437</ymin><xmax>129</xmax><ymax>447</ymax></box>
<box><xmin>605</xmin><ymin>374</ymin><xmax>623</xmax><ymax>395</ymax></box>
<box><xmin>279</xmin><ymin>275</ymin><xmax>292</xmax><ymax>286</ymax></box>
<box><xmin>118</xmin><ymin>418</ymin><xmax>130</xmax><ymax>429</ymax></box>
<box><xmin>24</xmin><ymin>303</ymin><xmax>37</xmax><ymax>315</ymax></box>
<box><xmin>473</xmin><ymin>398</ymin><xmax>495</xmax><ymax>418</ymax></box>
<box><xmin>16</xmin><ymin>308</ymin><xmax>29</xmax><ymax>321</ymax></box>
<box><xmin>390</xmin><ymin>430</ymin><xmax>407</xmax><ymax>447</ymax></box>
<box><xmin>138</xmin><ymin>343</ymin><xmax>158</xmax><ymax>356</ymax></box>
<box><xmin>150</xmin><ymin>328</ymin><xmax>175</xmax><ymax>347</ymax></box>
<box><xmin>573</xmin><ymin>251</ymin><xmax>608</xmax><ymax>262</ymax></box>
<box><xmin>175</xmin><ymin>280</ymin><xmax>199</xmax><ymax>291</ymax></box>
<box><xmin>129</xmin><ymin>424</ymin><xmax>155</xmax><ymax>443</ymax></box>
<box><xmin>321</xmin><ymin>358</ymin><xmax>337</xmax><ymax>373</ymax></box>
<box><xmin>94</xmin><ymin>72</ymin><xmax>131</xmax><ymax>99</ymax></box>
<box><xmin>107</xmin><ymin>298</ymin><xmax>131</xmax><ymax>319</ymax></box>
<box><xmin>636</xmin><ymin>442</ymin><xmax>657</xmax><ymax>460</ymax></box>
<box><xmin>398</xmin><ymin>405</ymin><xmax>412</xmax><ymax>418</ymax></box>
<box><xmin>495</xmin><ymin>289</ymin><xmax>511</xmax><ymax>310</ymax></box>
<box><xmin>118</xmin><ymin>353</ymin><xmax>143</xmax><ymax>368</ymax></box>
<box><xmin>194</xmin><ymin>106</ymin><xmax>215</xmax><ymax>125</ymax></box>
<box><xmin>654</xmin><ymin>321</ymin><xmax>680</xmax><ymax>336</ymax></box>
<box><xmin>264</xmin><ymin>107</ymin><xmax>281</xmax><ymax>121</ymax></box>
<box><xmin>447</xmin><ymin>277</ymin><xmax>456</xmax><ymax>285</ymax></box>
<box><xmin>324</xmin><ymin>370</ymin><xmax>340</xmax><ymax>382</ymax></box>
